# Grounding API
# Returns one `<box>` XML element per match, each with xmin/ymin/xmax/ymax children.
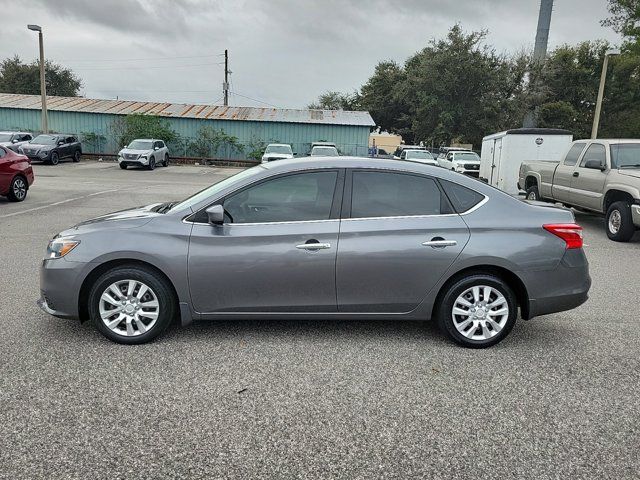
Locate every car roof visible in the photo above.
<box><xmin>404</xmin><ymin>149</ymin><xmax>429</xmax><ymax>153</ymax></box>
<box><xmin>0</xmin><ymin>131</ymin><xmax>30</xmax><ymax>134</ymax></box>
<box><xmin>266</xmin><ymin>143</ymin><xmax>291</xmax><ymax>147</ymax></box>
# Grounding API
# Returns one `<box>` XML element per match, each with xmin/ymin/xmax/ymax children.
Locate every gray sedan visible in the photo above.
<box><xmin>38</xmin><ymin>157</ymin><xmax>590</xmax><ymax>348</ymax></box>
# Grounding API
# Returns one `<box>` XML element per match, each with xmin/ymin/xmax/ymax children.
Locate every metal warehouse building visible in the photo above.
<box><xmin>0</xmin><ymin>93</ymin><xmax>375</xmax><ymax>159</ymax></box>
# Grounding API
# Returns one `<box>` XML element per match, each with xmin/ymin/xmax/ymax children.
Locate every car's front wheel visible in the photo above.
<box><xmin>526</xmin><ymin>185</ymin><xmax>540</xmax><ymax>201</ymax></box>
<box><xmin>148</xmin><ymin>157</ymin><xmax>156</xmax><ymax>170</ymax></box>
<box><xmin>119</xmin><ymin>163</ymin><xmax>127</xmax><ymax>170</ymax></box>
<box><xmin>73</xmin><ymin>151</ymin><xmax>81</xmax><ymax>162</ymax></box>
<box><xmin>164</xmin><ymin>153</ymin><xmax>169</xmax><ymax>167</ymax></box>
<box><xmin>606</xmin><ymin>201</ymin><xmax>635</xmax><ymax>242</ymax></box>
<box><xmin>89</xmin><ymin>266</ymin><xmax>176</xmax><ymax>344</ymax></box>
<box><xmin>49</xmin><ymin>152</ymin><xmax>59</xmax><ymax>165</ymax></box>
<box><xmin>437</xmin><ymin>274</ymin><xmax>517</xmax><ymax>348</ymax></box>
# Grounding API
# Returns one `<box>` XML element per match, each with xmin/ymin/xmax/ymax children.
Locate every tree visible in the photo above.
<box><xmin>602</xmin><ymin>0</ymin><xmax>640</xmax><ymax>51</ymax></box>
<box><xmin>112</xmin><ymin>114</ymin><xmax>178</xmax><ymax>149</ymax></box>
<box><xmin>307</xmin><ymin>90</ymin><xmax>360</xmax><ymax>110</ymax></box>
<box><xmin>0</xmin><ymin>55</ymin><xmax>82</xmax><ymax>96</ymax></box>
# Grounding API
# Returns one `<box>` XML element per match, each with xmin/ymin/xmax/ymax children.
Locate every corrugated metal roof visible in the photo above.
<box><xmin>0</xmin><ymin>93</ymin><xmax>375</xmax><ymax>127</ymax></box>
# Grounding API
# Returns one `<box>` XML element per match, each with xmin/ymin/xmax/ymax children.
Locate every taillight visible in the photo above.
<box><xmin>543</xmin><ymin>223</ymin><xmax>583</xmax><ymax>249</ymax></box>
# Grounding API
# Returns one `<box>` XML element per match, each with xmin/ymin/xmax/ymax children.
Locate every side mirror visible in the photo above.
<box><xmin>584</xmin><ymin>159</ymin><xmax>606</xmax><ymax>171</ymax></box>
<box><xmin>205</xmin><ymin>204</ymin><xmax>225</xmax><ymax>225</ymax></box>
<box><xmin>124</xmin><ymin>145</ymin><xmax>128</xmax><ymax>149</ymax></box>
<box><xmin>11</xmin><ymin>139</ymin><xmax>17</xmax><ymax>143</ymax></box>
<box><xmin>57</xmin><ymin>141</ymin><xmax>64</xmax><ymax>146</ymax></box>
<box><xmin>154</xmin><ymin>146</ymin><xmax>159</xmax><ymax>151</ymax></box>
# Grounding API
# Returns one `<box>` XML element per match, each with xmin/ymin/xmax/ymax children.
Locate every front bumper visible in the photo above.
<box><xmin>632</xmin><ymin>204</ymin><xmax>640</xmax><ymax>228</ymax></box>
<box><xmin>119</xmin><ymin>156</ymin><xmax>149</xmax><ymax>166</ymax></box>
<box><xmin>38</xmin><ymin>258</ymin><xmax>87</xmax><ymax>320</ymax></box>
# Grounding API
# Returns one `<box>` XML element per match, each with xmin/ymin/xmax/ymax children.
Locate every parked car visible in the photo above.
<box><xmin>38</xmin><ymin>157</ymin><xmax>590</xmax><ymax>348</ymax></box>
<box><xmin>438</xmin><ymin>151</ymin><xmax>481</xmax><ymax>176</ymax></box>
<box><xmin>118</xmin><ymin>139</ymin><xmax>169</xmax><ymax>170</ymax></box>
<box><xmin>393</xmin><ymin>144</ymin><xmax>426</xmax><ymax>159</ymax></box>
<box><xmin>519</xmin><ymin>139</ymin><xmax>640</xmax><ymax>242</ymax></box>
<box><xmin>261</xmin><ymin>144</ymin><xmax>294</xmax><ymax>163</ymax></box>
<box><xmin>400</xmin><ymin>149</ymin><xmax>437</xmax><ymax>165</ymax></box>
<box><xmin>0</xmin><ymin>146</ymin><xmax>34</xmax><ymax>202</ymax></box>
<box><xmin>0</xmin><ymin>131</ymin><xmax>33</xmax><ymax>152</ymax></box>
<box><xmin>19</xmin><ymin>134</ymin><xmax>82</xmax><ymax>165</ymax></box>
<box><xmin>310</xmin><ymin>145</ymin><xmax>339</xmax><ymax>156</ymax></box>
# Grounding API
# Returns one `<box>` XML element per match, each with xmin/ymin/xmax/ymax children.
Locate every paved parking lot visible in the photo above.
<box><xmin>1</xmin><ymin>161</ymin><xmax>639</xmax><ymax>479</ymax></box>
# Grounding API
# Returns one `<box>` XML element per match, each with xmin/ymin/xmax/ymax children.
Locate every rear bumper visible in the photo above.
<box><xmin>520</xmin><ymin>248</ymin><xmax>591</xmax><ymax>319</ymax></box>
<box><xmin>632</xmin><ymin>204</ymin><xmax>640</xmax><ymax>228</ymax></box>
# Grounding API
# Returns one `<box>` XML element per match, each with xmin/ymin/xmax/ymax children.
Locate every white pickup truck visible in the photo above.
<box><xmin>519</xmin><ymin>139</ymin><xmax>640</xmax><ymax>242</ymax></box>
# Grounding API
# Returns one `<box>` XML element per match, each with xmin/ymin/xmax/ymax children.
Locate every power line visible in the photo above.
<box><xmin>72</xmin><ymin>62</ymin><xmax>224</xmax><ymax>72</ymax></box>
<box><xmin>58</xmin><ymin>53</ymin><xmax>225</xmax><ymax>64</ymax></box>
<box><xmin>230</xmin><ymin>90</ymin><xmax>278</xmax><ymax>108</ymax></box>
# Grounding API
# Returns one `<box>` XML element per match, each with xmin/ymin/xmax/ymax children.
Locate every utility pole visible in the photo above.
<box><xmin>523</xmin><ymin>0</ymin><xmax>554</xmax><ymax>128</ymax></box>
<box><xmin>223</xmin><ymin>49</ymin><xmax>229</xmax><ymax>106</ymax></box>
<box><xmin>28</xmin><ymin>24</ymin><xmax>48</xmax><ymax>133</ymax></box>
<box><xmin>591</xmin><ymin>50</ymin><xmax>620</xmax><ymax>139</ymax></box>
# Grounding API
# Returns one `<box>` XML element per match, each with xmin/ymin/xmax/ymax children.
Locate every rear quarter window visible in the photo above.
<box><xmin>439</xmin><ymin>180</ymin><xmax>485</xmax><ymax>213</ymax></box>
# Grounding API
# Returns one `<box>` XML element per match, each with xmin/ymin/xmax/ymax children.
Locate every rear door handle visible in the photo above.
<box><xmin>296</xmin><ymin>242</ymin><xmax>331</xmax><ymax>250</ymax></box>
<box><xmin>422</xmin><ymin>239</ymin><xmax>458</xmax><ymax>248</ymax></box>
<box><xmin>573</xmin><ymin>172</ymin><xmax>579</xmax><ymax>177</ymax></box>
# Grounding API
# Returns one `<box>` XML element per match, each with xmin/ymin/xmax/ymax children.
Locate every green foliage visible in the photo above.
<box><xmin>80</xmin><ymin>131</ymin><xmax>107</xmax><ymax>153</ymax></box>
<box><xmin>189</xmin><ymin>125</ymin><xmax>244</xmax><ymax>159</ymax></box>
<box><xmin>113</xmin><ymin>114</ymin><xmax>178</xmax><ymax>148</ymax></box>
<box><xmin>0</xmin><ymin>55</ymin><xmax>82</xmax><ymax>96</ymax></box>
<box><xmin>246</xmin><ymin>136</ymin><xmax>267</xmax><ymax>160</ymax></box>
<box><xmin>307</xmin><ymin>91</ymin><xmax>360</xmax><ymax>110</ymax></box>
<box><xmin>602</xmin><ymin>0</ymin><xmax>640</xmax><ymax>52</ymax></box>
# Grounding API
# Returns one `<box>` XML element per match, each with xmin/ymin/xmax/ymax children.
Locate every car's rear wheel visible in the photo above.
<box><xmin>606</xmin><ymin>201</ymin><xmax>635</xmax><ymax>242</ymax></box>
<box><xmin>49</xmin><ymin>152</ymin><xmax>59</xmax><ymax>165</ymax></box>
<box><xmin>148</xmin><ymin>157</ymin><xmax>156</xmax><ymax>170</ymax></box>
<box><xmin>526</xmin><ymin>185</ymin><xmax>540</xmax><ymax>201</ymax></box>
<box><xmin>73</xmin><ymin>151</ymin><xmax>81</xmax><ymax>162</ymax></box>
<box><xmin>437</xmin><ymin>274</ymin><xmax>517</xmax><ymax>348</ymax></box>
<box><xmin>7</xmin><ymin>175</ymin><xmax>28</xmax><ymax>202</ymax></box>
<box><xmin>164</xmin><ymin>153</ymin><xmax>169</xmax><ymax>167</ymax></box>
<box><xmin>89</xmin><ymin>266</ymin><xmax>176</xmax><ymax>344</ymax></box>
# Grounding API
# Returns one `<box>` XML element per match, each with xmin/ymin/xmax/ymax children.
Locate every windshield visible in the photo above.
<box><xmin>311</xmin><ymin>146</ymin><xmax>339</xmax><ymax>156</ymax></box>
<box><xmin>265</xmin><ymin>145</ymin><xmax>292</xmax><ymax>155</ymax></box>
<box><xmin>170</xmin><ymin>166</ymin><xmax>265</xmax><ymax>212</ymax></box>
<box><xmin>610</xmin><ymin>143</ymin><xmax>640</xmax><ymax>168</ymax></box>
<box><xmin>128</xmin><ymin>140</ymin><xmax>153</xmax><ymax>150</ymax></box>
<box><xmin>31</xmin><ymin>135</ymin><xmax>58</xmax><ymax>145</ymax></box>
<box><xmin>0</xmin><ymin>133</ymin><xmax>12</xmax><ymax>142</ymax></box>
<box><xmin>455</xmin><ymin>152</ymin><xmax>480</xmax><ymax>161</ymax></box>
<box><xmin>406</xmin><ymin>151</ymin><xmax>433</xmax><ymax>160</ymax></box>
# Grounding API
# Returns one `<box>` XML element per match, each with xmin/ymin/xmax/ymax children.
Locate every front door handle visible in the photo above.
<box><xmin>573</xmin><ymin>172</ymin><xmax>579</xmax><ymax>177</ymax></box>
<box><xmin>296</xmin><ymin>242</ymin><xmax>331</xmax><ymax>250</ymax></box>
<box><xmin>422</xmin><ymin>239</ymin><xmax>458</xmax><ymax>248</ymax></box>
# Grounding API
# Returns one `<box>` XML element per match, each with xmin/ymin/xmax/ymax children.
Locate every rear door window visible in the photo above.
<box><xmin>350</xmin><ymin>171</ymin><xmax>447</xmax><ymax>218</ymax></box>
<box><xmin>563</xmin><ymin>142</ymin><xmax>587</xmax><ymax>166</ymax></box>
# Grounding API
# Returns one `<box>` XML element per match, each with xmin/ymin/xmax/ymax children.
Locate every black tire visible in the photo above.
<box><xmin>525</xmin><ymin>185</ymin><xmax>540</xmax><ymax>201</ymax></box>
<box><xmin>606</xmin><ymin>201</ymin><xmax>635</xmax><ymax>242</ymax></box>
<box><xmin>89</xmin><ymin>265</ymin><xmax>176</xmax><ymax>345</ymax></box>
<box><xmin>164</xmin><ymin>153</ymin><xmax>169</xmax><ymax>167</ymax></box>
<box><xmin>73</xmin><ymin>150</ymin><xmax>81</xmax><ymax>162</ymax></box>
<box><xmin>437</xmin><ymin>274</ymin><xmax>517</xmax><ymax>348</ymax></box>
<box><xmin>49</xmin><ymin>152</ymin><xmax>59</xmax><ymax>166</ymax></box>
<box><xmin>7</xmin><ymin>175</ymin><xmax>28</xmax><ymax>202</ymax></box>
<box><xmin>148</xmin><ymin>156</ymin><xmax>156</xmax><ymax>170</ymax></box>
<box><xmin>119</xmin><ymin>163</ymin><xmax>127</xmax><ymax>170</ymax></box>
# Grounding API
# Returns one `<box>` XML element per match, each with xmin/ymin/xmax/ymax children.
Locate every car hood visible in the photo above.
<box><xmin>618</xmin><ymin>168</ymin><xmax>640</xmax><ymax>179</ymax></box>
<box><xmin>61</xmin><ymin>204</ymin><xmax>162</xmax><ymax>235</ymax></box>
<box><xmin>263</xmin><ymin>153</ymin><xmax>293</xmax><ymax>159</ymax></box>
<box><xmin>0</xmin><ymin>141</ymin><xmax>12</xmax><ymax>147</ymax></box>
<box><xmin>120</xmin><ymin>148</ymin><xmax>153</xmax><ymax>156</ymax></box>
<box><xmin>24</xmin><ymin>143</ymin><xmax>53</xmax><ymax>150</ymax></box>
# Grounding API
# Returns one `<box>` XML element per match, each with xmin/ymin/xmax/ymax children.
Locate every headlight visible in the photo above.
<box><xmin>46</xmin><ymin>238</ymin><xmax>80</xmax><ymax>259</ymax></box>
<box><xmin>18</xmin><ymin>146</ymin><xmax>24</xmax><ymax>153</ymax></box>
<box><xmin>38</xmin><ymin>150</ymin><xmax>48</xmax><ymax>157</ymax></box>
<box><xmin>139</xmin><ymin>155</ymin><xmax>147</xmax><ymax>159</ymax></box>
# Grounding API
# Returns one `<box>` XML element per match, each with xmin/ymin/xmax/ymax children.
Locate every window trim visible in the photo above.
<box><xmin>184</xmin><ymin>168</ymin><xmax>345</xmax><ymax>226</ymax></box>
<box><xmin>343</xmin><ymin>168</ymin><xmax>456</xmax><ymax>220</ymax></box>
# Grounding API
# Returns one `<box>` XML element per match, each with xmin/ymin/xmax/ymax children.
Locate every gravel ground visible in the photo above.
<box><xmin>1</xmin><ymin>161</ymin><xmax>638</xmax><ymax>479</ymax></box>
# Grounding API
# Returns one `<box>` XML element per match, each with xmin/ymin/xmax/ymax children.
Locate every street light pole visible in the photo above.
<box><xmin>591</xmin><ymin>49</ymin><xmax>620</xmax><ymax>139</ymax></box>
<box><xmin>27</xmin><ymin>24</ymin><xmax>48</xmax><ymax>134</ymax></box>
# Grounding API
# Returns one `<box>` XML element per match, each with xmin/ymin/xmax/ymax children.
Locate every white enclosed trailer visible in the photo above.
<box><xmin>479</xmin><ymin>128</ymin><xmax>573</xmax><ymax>195</ymax></box>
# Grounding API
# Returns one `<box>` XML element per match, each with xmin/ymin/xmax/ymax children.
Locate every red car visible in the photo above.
<box><xmin>0</xmin><ymin>145</ymin><xmax>34</xmax><ymax>202</ymax></box>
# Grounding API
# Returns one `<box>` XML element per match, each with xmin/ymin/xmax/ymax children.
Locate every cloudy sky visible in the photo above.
<box><xmin>0</xmin><ymin>0</ymin><xmax>621</xmax><ymax>109</ymax></box>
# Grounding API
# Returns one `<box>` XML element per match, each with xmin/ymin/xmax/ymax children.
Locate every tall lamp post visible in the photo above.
<box><xmin>591</xmin><ymin>49</ymin><xmax>620</xmax><ymax>139</ymax></box>
<box><xmin>27</xmin><ymin>24</ymin><xmax>48</xmax><ymax>134</ymax></box>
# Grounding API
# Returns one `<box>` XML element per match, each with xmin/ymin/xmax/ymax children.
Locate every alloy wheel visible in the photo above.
<box><xmin>608</xmin><ymin>209</ymin><xmax>621</xmax><ymax>234</ymax></box>
<box><xmin>451</xmin><ymin>285</ymin><xmax>509</xmax><ymax>340</ymax></box>
<box><xmin>13</xmin><ymin>177</ymin><xmax>27</xmax><ymax>200</ymax></box>
<box><xmin>527</xmin><ymin>191</ymin><xmax>537</xmax><ymax>200</ymax></box>
<box><xmin>99</xmin><ymin>280</ymin><xmax>159</xmax><ymax>337</ymax></box>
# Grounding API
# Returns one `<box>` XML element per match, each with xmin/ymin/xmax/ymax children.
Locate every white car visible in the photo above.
<box><xmin>118</xmin><ymin>139</ymin><xmax>169</xmax><ymax>170</ymax></box>
<box><xmin>310</xmin><ymin>145</ymin><xmax>339</xmax><ymax>157</ymax></box>
<box><xmin>261</xmin><ymin>144</ymin><xmax>294</xmax><ymax>163</ymax></box>
<box><xmin>437</xmin><ymin>150</ymin><xmax>481</xmax><ymax>176</ymax></box>
<box><xmin>400</xmin><ymin>149</ymin><xmax>437</xmax><ymax>165</ymax></box>
<box><xmin>0</xmin><ymin>131</ymin><xmax>33</xmax><ymax>152</ymax></box>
